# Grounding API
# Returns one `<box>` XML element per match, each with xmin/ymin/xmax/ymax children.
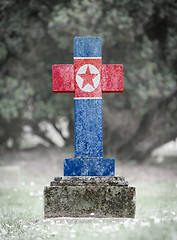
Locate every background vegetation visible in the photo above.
<box><xmin>0</xmin><ymin>0</ymin><xmax>177</xmax><ymax>161</ymax></box>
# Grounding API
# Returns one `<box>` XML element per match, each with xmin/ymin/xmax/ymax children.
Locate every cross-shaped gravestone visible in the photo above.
<box><xmin>44</xmin><ymin>37</ymin><xmax>135</xmax><ymax>218</ymax></box>
<box><xmin>52</xmin><ymin>37</ymin><xmax>123</xmax><ymax>176</ymax></box>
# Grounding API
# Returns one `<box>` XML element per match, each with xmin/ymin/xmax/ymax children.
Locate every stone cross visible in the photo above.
<box><xmin>52</xmin><ymin>37</ymin><xmax>123</xmax><ymax>176</ymax></box>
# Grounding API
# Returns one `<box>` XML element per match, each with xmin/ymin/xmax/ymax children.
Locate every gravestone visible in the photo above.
<box><xmin>44</xmin><ymin>37</ymin><xmax>136</xmax><ymax>218</ymax></box>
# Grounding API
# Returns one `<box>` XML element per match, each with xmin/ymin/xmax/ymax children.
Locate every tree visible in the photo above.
<box><xmin>0</xmin><ymin>0</ymin><xmax>176</xmax><ymax>161</ymax></box>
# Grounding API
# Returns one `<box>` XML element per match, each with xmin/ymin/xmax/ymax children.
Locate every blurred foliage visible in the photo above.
<box><xmin>0</xmin><ymin>0</ymin><xmax>176</xmax><ymax>158</ymax></box>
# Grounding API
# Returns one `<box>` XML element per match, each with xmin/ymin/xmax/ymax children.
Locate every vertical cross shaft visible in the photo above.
<box><xmin>74</xmin><ymin>37</ymin><xmax>103</xmax><ymax>160</ymax></box>
<box><xmin>65</xmin><ymin>37</ymin><xmax>114</xmax><ymax>176</ymax></box>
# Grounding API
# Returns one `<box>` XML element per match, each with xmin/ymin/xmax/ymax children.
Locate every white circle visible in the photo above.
<box><xmin>76</xmin><ymin>64</ymin><xmax>100</xmax><ymax>92</ymax></box>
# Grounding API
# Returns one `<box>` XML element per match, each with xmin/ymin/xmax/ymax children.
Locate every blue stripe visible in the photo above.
<box><xmin>64</xmin><ymin>158</ymin><xmax>115</xmax><ymax>176</ymax></box>
<box><xmin>74</xmin><ymin>37</ymin><xmax>102</xmax><ymax>58</ymax></box>
<box><xmin>63</xmin><ymin>99</ymin><xmax>116</xmax><ymax>176</ymax></box>
<box><xmin>74</xmin><ymin>99</ymin><xmax>103</xmax><ymax>158</ymax></box>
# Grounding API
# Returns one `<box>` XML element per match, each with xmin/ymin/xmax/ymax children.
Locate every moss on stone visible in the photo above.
<box><xmin>44</xmin><ymin>177</ymin><xmax>136</xmax><ymax>218</ymax></box>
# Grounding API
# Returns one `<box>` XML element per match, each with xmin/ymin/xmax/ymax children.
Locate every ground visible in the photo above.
<box><xmin>0</xmin><ymin>147</ymin><xmax>177</xmax><ymax>240</ymax></box>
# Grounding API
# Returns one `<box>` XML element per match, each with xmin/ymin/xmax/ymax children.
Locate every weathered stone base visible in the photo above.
<box><xmin>44</xmin><ymin>176</ymin><xmax>136</xmax><ymax>218</ymax></box>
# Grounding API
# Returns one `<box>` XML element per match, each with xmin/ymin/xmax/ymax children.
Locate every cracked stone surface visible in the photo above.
<box><xmin>44</xmin><ymin>176</ymin><xmax>136</xmax><ymax>218</ymax></box>
<box><xmin>51</xmin><ymin>176</ymin><xmax>128</xmax><ymax>186</ymax></box>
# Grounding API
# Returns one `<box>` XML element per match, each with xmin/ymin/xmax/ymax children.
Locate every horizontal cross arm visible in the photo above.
<box><xmin>52</xmin><ymin>65</ymin><xmax>75</xmax><ymax>93</ymax></box>
<box><xmin>102</xmin><ymin>64</ymin><xmax>123</xmax><ymax>92</ymax></box>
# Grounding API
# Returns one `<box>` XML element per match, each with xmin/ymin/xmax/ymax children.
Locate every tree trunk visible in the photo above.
<box><xmin>103</xmin><ymin>90</ymin><xmax>177</xmax><ymax>161</ymax></box>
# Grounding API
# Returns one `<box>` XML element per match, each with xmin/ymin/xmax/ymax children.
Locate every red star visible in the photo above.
<box><xmin>78</xmin><ymin>65</ymin><xmax>99</xmax><ymax>89</ymax></box>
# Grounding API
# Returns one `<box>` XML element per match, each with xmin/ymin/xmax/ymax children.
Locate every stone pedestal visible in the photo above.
<box><xmin>44</xmin><ymin>176</ymin><xmax>136</xmax><ymax>218</ymax></box>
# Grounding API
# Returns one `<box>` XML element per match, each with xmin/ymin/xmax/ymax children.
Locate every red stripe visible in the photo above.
<box><xmin>52</xmin><ymin>64</ymin><xmax>74</xmax><ymax>93</ymax></box>
<box><xmin>102</xmin><ymin>64</ymin><xmax>123</xmax><ymax>92</ymax></box>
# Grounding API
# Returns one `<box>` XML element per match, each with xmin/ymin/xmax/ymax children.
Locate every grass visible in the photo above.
<box><xmin>0</xmin><ymin>180</ymin><xmax>177</xmax><ymax>240</ymax></box>
<box><xmin>0</xmin><ymin>148</ymin><xmax>177</xmax><ymax>239</ymax></box>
